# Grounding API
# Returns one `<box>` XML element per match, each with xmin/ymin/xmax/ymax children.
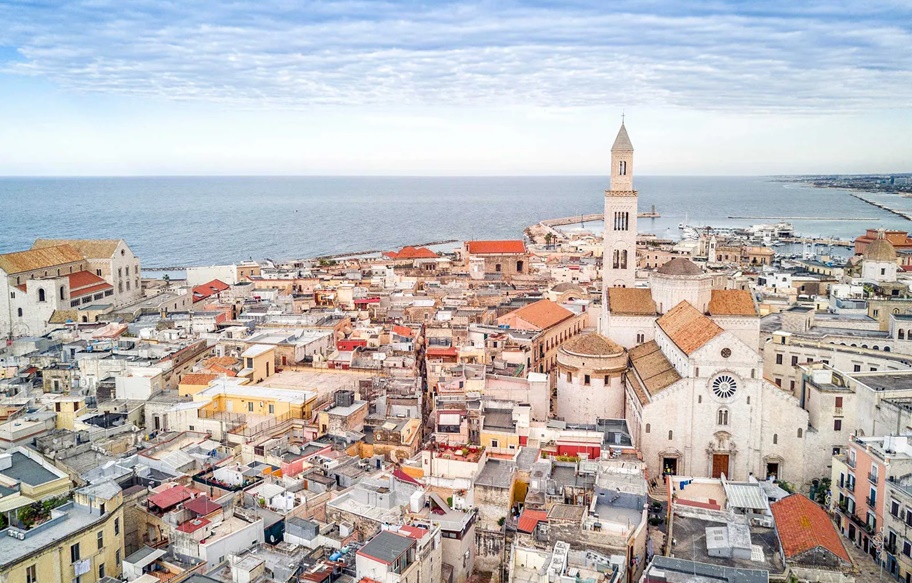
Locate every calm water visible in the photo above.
<box><xmin>0</xmin><ymin>176</ymin><xmax>906</xmax><ymax>267</ymax></box>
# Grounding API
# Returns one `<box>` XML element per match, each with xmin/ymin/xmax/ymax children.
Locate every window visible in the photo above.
<box><xmin>59</xmin><ymin>286</ymin><xmax>65</xmax><ymax>299</ymax></box>
<box><xmin>604</xmin><ymin>375</ymin><xmax>610</xmax><ymax>384</ymax></box>
<box><xmin>26</xmin><ymin>565</ymin><xmax>36</xmax><ymax>583</ymax></box>
<box><xmin>835</xmin><ymin>396</ymin><xmax>843</xmax><ymax>409</ymax></box>
<box><xmin>495</xmin><ymin>264</ymin><xmax>501</xmax><ymax>272</ymax></box>
<box><xmin>269</xmin><ymin>404</ymin><xmax>275</xmax><ymax>414</ymax></box>
<box><xmin>901</xmin><ymin>330</ymin><xmax>906</xmax><ymax>340</ymax></box>
<box><xmin>70</xmin><ymin>543</ymin><xmax>80</xmax><ymax>563</ymax></box>
<box><xmin>97</xmin><ymin>530</ymin><xmax>104</xmax><ymax>549</ymax></box>
<box><xmin>791</xmin><ymin>355</ymin><xmax>798</xmax><ymax>366</ymax></box>
<box><xmin>773</xmin><ymin>433</ymin><xmax>778</xmax><ymax>445</ymax></box>
<box><xmin>798</xmin><ymin>428</ymin><xmax>803</xmax><ymax>438</ymax></box>
<box><xmin>892</xmin><ymin>499</ymin><xmax>901</xmax><ymax>518</ymax></box>
<box><xmin>619</xmin><ymin>160</ymin><xmax>627</xmax><ymax>176</ymax></box>
<box><xmin>717</xmin><ymin>408</ymin><xmax>729</xmax><ymax>426</ymax></box>
<box><xmin>775</xmin><ymin>378</ymin><xmax>781</xmax><ymax>387</ymax></box>
<box><xmin>114</xmin><ymin>517</ymin><xmax>120</xmax><ymax>535</ymax></box>
<box><xmin>584</xmin><ymin>374</ymin><xmax>590</xmax><ymax>386</ymax></box>
<box><xmin>116</xmin><ymin>549</ymin><xmax>121</xmax><ymax>565</ymax></box>
<box><xmin>904</xmin><ymin>540</ymin><xmax>912</xmax><ymax>557</ymax></box>
<box><xmin>96</xmin><ymin>269</ymin><xmax>102</xmax><ymax>276</ymax></box>
<box><xmin>516</xmin><ymin>261</ymin><xmax>524</xmax><ymax>272</ymax></box>
<box><xmin>98</xmin><ymin>564</ymin><xmax>105</xmax><ymax>579</ymax></box>
<box><xmin>38</xmin><ymin>288</ymin><xmax>46</xmax><ymax>302</ymax></box>
<box><xmin>17</xmin><ymin>308</ymin><xmax>23</xmax><ymax>317</ymax></box>
<box><xmin>668</xmin><ymin>430</ymin><xmax>673</xmax><ymax>440</ymax></box>
<box><xmin>490</xmin><ymin>439</ymin><xmax>499</xmax><ymax>449</ymax></box>
<box><xmin>645</xmin><ymin>423</ymin><xmax>650</xmax><ymax>433</ymax></box>
<box><xmin>248</xmin><ymin>402</ymin><xmax>254</xmax><ymax>412</ymax></box>
<box><xmin>834</xmin><ymin>419</ymin><xmax>842</xmax><ymax>431</ymax></box>
<box><xmin>854</xmin><ymin>364</ymin><xmax>861</xmax><ymax>372</ymax></box>
<box><xmin>776</xmin><ymin>354</ymin><xmax>783</xmax><ymax>365</ymax></box>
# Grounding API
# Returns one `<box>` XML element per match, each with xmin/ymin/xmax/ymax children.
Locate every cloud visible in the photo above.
<box><xmin>0</xmin><ymin>0</ymin><xmax>910</xmax><ymax>113</ymax></box>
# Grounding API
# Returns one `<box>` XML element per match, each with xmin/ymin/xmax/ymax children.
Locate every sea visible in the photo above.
<box><xmin>1</xmin><ymin>176</ymin><xmax>908</xmax><ymax>272</ymax></box>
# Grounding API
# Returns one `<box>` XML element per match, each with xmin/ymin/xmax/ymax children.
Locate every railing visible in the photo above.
<box><xmin>866</xmin><ymin>496</ymin><xmax>877</xmax><ymax>507</ymax></box>
<box><xmin>846</xmin><ymin>457</ymin><xmax>857</xmax><ymax>469</ymax></box>
<box><xmin>869</xmin><ymin>472</ymin><xmax>880</xmax><ymax>484</ymax></box>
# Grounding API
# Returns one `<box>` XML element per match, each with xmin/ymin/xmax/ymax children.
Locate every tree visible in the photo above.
<box><xmin>544</xmin><ymin>232</ymin><xmax>554</xmax><ymax>248</ymax></box>
<box><xmin>163</xmin><ymin>273</ymin><xmax>170</xmax><ymax>283</ymax></box>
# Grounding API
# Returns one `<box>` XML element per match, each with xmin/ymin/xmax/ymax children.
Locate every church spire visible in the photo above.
<box><xmin>611</xmin><ymin>121</ymin><xmax>634</xmax><ymax>152</ymax></box>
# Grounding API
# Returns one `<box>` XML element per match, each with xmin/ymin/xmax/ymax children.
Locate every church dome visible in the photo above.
<box><xmin>864</xmin><ymin>231</ymin><xmax>897</xmax><ymax>262</ymax></box>
<box><xmin>656</xmin><ymin>257</ymin><xmax>703</xmax><ymax>276</ymax></box>
<box><xmin>560</xmin><ymin>333</ymin><xmax>625</xmax><ymax>357</ymax></box>
<box><xmin>552</xmin><ymin>283</ymin><xmax>587</xmax><ymax>294</ymax></box>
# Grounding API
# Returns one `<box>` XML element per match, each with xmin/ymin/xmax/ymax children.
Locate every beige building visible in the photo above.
<box><xmin>556</xmin><ymin>333</ymin><xmax>628</xmax><ymax>423</ymax></box>
<box><xmin>33</xmin><ymin>239</ymin><xmax>142</xmax><ymax>306</ymax></box>
<box><xmin>0</xmin><ymin>480</ymin><xmax>125</xmax><ymax>583</ymax></box>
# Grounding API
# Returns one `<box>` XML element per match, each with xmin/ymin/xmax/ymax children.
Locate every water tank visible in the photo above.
<box><xmin>334</xmin><ymin>390</ymin><xmax>355</xmax><ymax>408</ymax></box>
<box><xmin>410</xmin><ymin>490</ymin><xmax>426</xmax><ymax>513</ymax></box>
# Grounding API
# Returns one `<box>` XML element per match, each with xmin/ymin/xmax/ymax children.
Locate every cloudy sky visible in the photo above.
<box><xmin>0</xmin><ymin>0</ymin><xmax>910</xmax><ymax>175</ymax></box>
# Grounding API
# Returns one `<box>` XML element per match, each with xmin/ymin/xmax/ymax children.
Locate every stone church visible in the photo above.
<box><xmin>557</xmin><ymin>122</ymin><xmax>821</xmax><ymax>486</ymax></box>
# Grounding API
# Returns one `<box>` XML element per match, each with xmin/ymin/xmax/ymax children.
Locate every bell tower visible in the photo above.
<box><xmin>603</xmin><ymin>120</ymin><xmax>638</xmax><ymax>289</ymax></box>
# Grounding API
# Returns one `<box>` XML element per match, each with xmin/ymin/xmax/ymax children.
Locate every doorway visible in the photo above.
<box><xmin>766</xmin><ymin>462</ymin><xmax>779</xmax><ymax>480</ymax></box>
<box><xmin>662</xmin><ymin>457</ymin><xmax>678</xmax><ymax>476</ymax></box>
<box><xmin>712</xmin><ymin>454</ymin><xmax>729</xmax><ymax>478</ymax></box>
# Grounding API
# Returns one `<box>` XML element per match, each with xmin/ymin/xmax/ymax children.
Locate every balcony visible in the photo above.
<box><xmin>867</xmin><ymin>496</ymin><xmax>877</xmax><ymax>507</ymax></box>
<box><xmin>834</xmin><ymin>406</ymin><xmax>844</xmax><ymax>415</ymax></box>
<box><xmin>886</xmin><ymin>541</ymin><xmax>898</xmax><ymax>555</ymax></box>
<box><xmin>869</xmin><ymin>472</ymin><xmax>879</xmax><ymax>484</ymax></box>
<box><xmin>847</xmin><ymin>457</ymin><xmax>857</xmax><ymax>469</ymax></box>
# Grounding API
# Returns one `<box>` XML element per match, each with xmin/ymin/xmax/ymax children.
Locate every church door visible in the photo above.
<box><xmin>711</xmin><ymin>454</ymin><xmax>729</xmax><ymax>478</ymax></box>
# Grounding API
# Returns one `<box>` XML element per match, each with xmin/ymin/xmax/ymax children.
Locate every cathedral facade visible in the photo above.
<box><xmin>591</xmin><ymin>122</ymin><xmax>821</xmax><ymax>487</ymax></box>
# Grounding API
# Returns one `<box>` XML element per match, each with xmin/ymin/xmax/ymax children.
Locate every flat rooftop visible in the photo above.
<box><xmin>671</xmin><ymin>515</ymin><xmax>783</xmax><ymax>575</ymax></box>
<box><xmin>0</xmin><ymin>451</ymin><xmax>67</xmax><ymax>486</ymax></box>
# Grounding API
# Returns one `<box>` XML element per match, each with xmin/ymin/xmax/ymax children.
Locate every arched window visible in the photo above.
<box><xmin>59</xmin><ymin>286</ymin><xmax>65</xmax><ymax>300</ymax></box>
<box><xmin>900</xmin><ymin>330</ymin><xmax>905</xmax><ymax>340</ymax></box>
<box><xmin>619</xmin><ymin>160</ymin><xmax>627</xmax><ymax>176</ymax></box>
<box><xmin>37</xmin><ymin>288</ymin><xmax>46</xmax><ymax>302</ymax></box>
<box><xmin>17</xmin><ymin>308</ymin><xmax>23</xmax><ymax>317</ymax></box>
<box><xmin>668</xmin><ymin>430</ymin><xmax>673</xmax><ymax>440</ymax></box>
<box><xmin>620</xmin><ymin>249</ymin><xmax>628</xmax><ymax>269</ymax></box>
<box><xmin>773</xmin><ymin>433</ymin><xmax>778</xmax><ymax>445</ymax></box>
<box><xmin>717</xmin><ymin>408</ymin><xmax>729</xmax><ymax>425</ymax></box>
<box><xmin>885</xmin><ymin>346</ymin><xmax>891</xmax><ymax>352</ymax></box>
<box><xmin>797</xmin><ymin>428</ymin><xmax>803</xmax><ymax>438</ymax></box>
<box><xmin>645</xmin><ymin>423</ymin><xmax>650</xmax><ymax>433</ymax></box>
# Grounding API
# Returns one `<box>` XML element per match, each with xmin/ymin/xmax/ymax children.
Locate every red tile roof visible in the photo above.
<box><xmin>466</xmin><ymin>240</ymin><xmax>526</xmax><ymax>255</ymax></box>
<box><xmin>67</xmin><ymin>271</ymin><xmax>113</xmax><ymax>298</ymax></box>
<box><xmin>517</xmin><ymin>510</ymin><xmax>548</xmax><ymax>533</ymax></box>
<box><xmin>427</xmin><ymin>346</ymin><xmax>458</xmax><ymax>357</ymax></box>
<box><xmin>176</xmin><ymin>517</ymin><xmax>210</xmax><ymax>533</ymax></box>
<box><xmin>383</xmin><ymin>246</ymin><xmax>438</xmax><ymax>260</ymax></box>
<box><xmin>183</xmin><ymin>494</ymin><xmax>221</xmax><ymax>516</ymax></box>
<box><xmin>656</xmin><ymin>301</ymin><xmax>724</xmax><ymax>355</ymax></box>
<box><xmin>392</xmin><ymin>325</ymin><xmax>413</xmax><ymax>338</ymax></box>
<box><xmin>497</xmin><ymin>299</ymin><xmax>575</xmax><ymax>330</ymax></box>
<box><xmin>398</xmin><ymin>525</ymin><xmax>429</xmax><ymax>540</ymax></box>
<box><xmin>771</xmin><ymin>494</ymin><xmax>851</xmax><ymax>564</ymax></box>
<box><xmin>148</xmin><ymin>485</ymin><xmax>193</xmax><ymax>510</ymax></box>
<box><xmin>192</xmin><ymin>279</ymin><xmax>230</xmax><ymax>302</ymax></box>
<box><xmin>708</xmin><ymin>290</ymin><xmax>758</xmax><ymax>316</ymax></box>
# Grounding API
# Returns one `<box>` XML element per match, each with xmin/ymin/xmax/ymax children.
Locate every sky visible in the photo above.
<box><xmin>0</xmin><ymin>0</ymin><xmax>910</xmax><ymax>176</ymax></box>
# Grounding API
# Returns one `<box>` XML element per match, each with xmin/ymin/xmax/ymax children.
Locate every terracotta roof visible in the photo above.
<box><xmin>176</xmin><ymin>517</ymin><xmax>210</xmax><ymax>533</ymax></box>
<box><xmin>0</xmin><ymin>244</ymin><xmax>84</xmax><ymax>275</ymax></box>
<box><xmin>67</xmin><ymin>271</ymin><xmax>113</xmax><ymax>297</ymax></box>
<box><xmin>192</xmin><ymin>279</ymin><xmax>230</xmax><ymax>302</ymax></box>
<box><xmin>33</xmin><ymin>238</ymin><xmax>122</xmax><ymax>258</ymax></box>
<box><xmin>204</xmin><ymin>364</ymin><xmax>237</xmax><ymax>377</ymax></box>
<box><xmin>426</xmin><ymin>346</ymin><xmax>458</xmax><ymax>357</ymax></box>
<box><xmin>708</xmin><ymin>290</ymin><xmax>757</xmax><ymax>317</ymax></box>
<box><xmin>383</xmin><ymin>246</ymin><xmax>438</xmax><ymax>260</ymax></box>
<box><xmin>628</xmin><ymin>341</ymin><xmax>681</xmax><ymax>399</ymax></box>
<box><xmin>465</xmin><ymin>240</ymin><xmax>526</xmax><ymax>255</ymax></box>
<box><xmin>607</xmin><ymin>287</ymin><xmax>657</xmax><ymax>315</ymax></box>
<box><xmin>656</xmin><ymin>257</ymin><xmax>702</xmax><ymax>276</ymax></box>
<box><xmin>148</xmin><ymin>485</ymin><xmax>193</xmax><ymax>510</ymax></box>
<box><xmin>498</xmin><ymin>299</ymin><xmax>574</xmax><ymax>330</ymax></box>
<box><xmin>771</xmin><ymin>494</ymin><xmax>851</xmax><ymax>564</ymax></box>
<box><xmin>180</xmin><ymin>373</ymin><xmax>218</xmax><ymax>386</ymax></box>
<box><xmin>49</xmin><ymin>309</ymin><xmax>79</xmax><ymax>324</ymax></box>
<box><xmin>561</xmin><ymin>333</ymin><xmax>624</xmax><ymax>357</ymax></box>
<box><xmin>657</xmin><ymin>301</ymin><xmax>724</xmax><ymax>355</ymax></box>
<box><xmin>517</xmin><ymin>509</ymin><xmax>549</xmax><ymax>533</ymax></box>
<box><xmin>183</xmin><ymin>494</ymin><xmax>221</xmax><ymax>516</ymax></box>
<box><xmin>204</xmin><ymin>356</ymin><xmax>240</xmax><ymax>368</ymax></box>
<box><xmin>392</xmin><ymin>325</ymin><xmax>413</xmax><ymax>338</ymax></box>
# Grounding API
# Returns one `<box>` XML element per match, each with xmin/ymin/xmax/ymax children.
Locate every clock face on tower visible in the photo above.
<box><xmin>711</xmin><ymin>374</ymin><xmax>738</xmax><ymax>399</ymax></box>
